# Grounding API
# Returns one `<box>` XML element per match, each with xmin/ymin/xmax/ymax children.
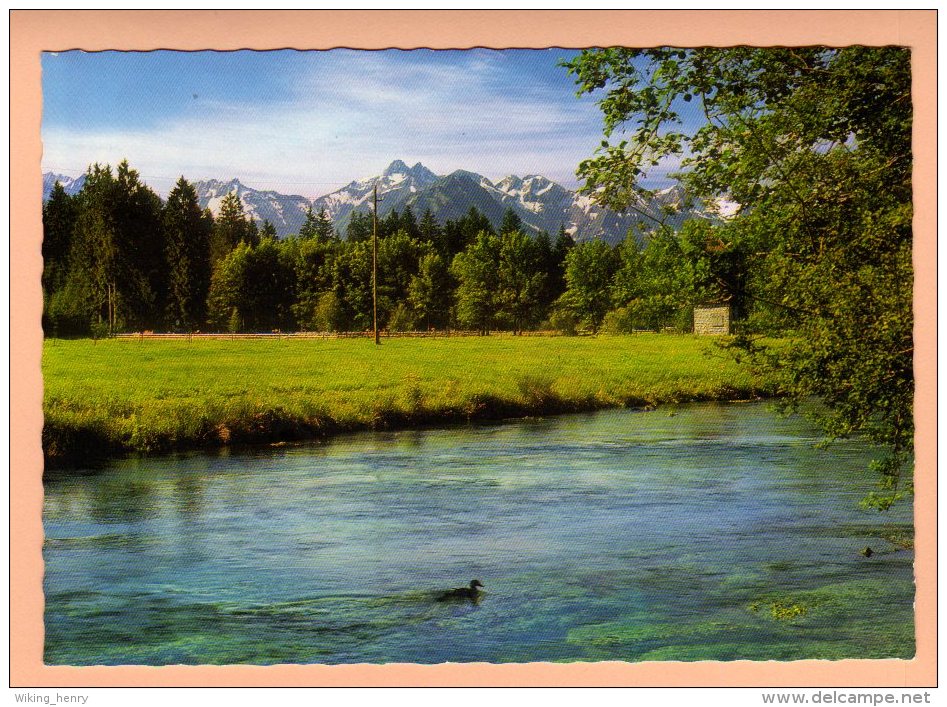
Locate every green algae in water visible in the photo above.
<box><xmin>43</xmin><ymin>402</ymin><xmax>915</xmax><ymax>664</ymax></box>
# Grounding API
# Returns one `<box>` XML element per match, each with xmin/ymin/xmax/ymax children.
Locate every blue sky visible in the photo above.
<box><xmin>42</xmin><ymin>49</ymin><xmax>683</xmax><ymax>197</ymax></box>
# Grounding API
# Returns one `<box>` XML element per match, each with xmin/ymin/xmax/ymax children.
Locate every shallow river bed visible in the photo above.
<box><xmin>44</xmin><ymin>402</ymin><xmax>915</xmax><ymax>664</ymax></box>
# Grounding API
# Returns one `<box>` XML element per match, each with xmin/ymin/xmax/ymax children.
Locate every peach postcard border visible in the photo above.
<box><xmin>9</xmin><ymin>10</ymin><xmax>937</xmax><ymax>687</ymax></box>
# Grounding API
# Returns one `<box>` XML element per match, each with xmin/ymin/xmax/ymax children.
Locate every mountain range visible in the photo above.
<box><xmin>43</xmin><ymin>172</ymin><xmax>86</xmax><ymax>198</ymax></box>
<box><xmin>304</xmin><ymin>160</ymin><xmax>704</xmax><ymax>244</ymax></box>
<box><xmin>43</xmin><ymin>160</ymin><xmax>734</xmax><ymax>244</ymax></box>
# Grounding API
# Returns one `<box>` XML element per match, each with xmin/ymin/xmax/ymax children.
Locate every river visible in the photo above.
<box><xmin>43</xmin><ymin>401</ymin><xmax>915</xmax><ymax>664</ymax></box>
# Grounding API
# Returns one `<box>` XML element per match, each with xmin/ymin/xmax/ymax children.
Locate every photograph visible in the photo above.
<box><xmin>11</xmin><ymin>9</ymin><xmax>936</xmax><ymax>690</ymax></box>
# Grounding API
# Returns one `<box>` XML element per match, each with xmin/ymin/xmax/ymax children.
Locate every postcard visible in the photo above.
<box><xmin>10</xmin><ymin>9</ymin><xmax>937</xmax><ymax>688</ymax></box>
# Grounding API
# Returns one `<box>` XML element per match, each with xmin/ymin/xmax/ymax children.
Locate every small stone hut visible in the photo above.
<box><xmin>693</xmin><ymin>304</ymin><xmax>731</xmax><ymax>335</ymax></box>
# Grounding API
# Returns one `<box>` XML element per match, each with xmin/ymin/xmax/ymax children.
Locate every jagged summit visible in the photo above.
<box><xmin>445</xmin><ymin>168</ymin><xmax>486</xmax><ymax>182</ymax></box>
<box><xmin>193</xmin><ymin>177</ymin><xmax>311</xmax><ymax>235</ymax></box>
<box><xmin>308</xmin><ymin>161</ymin><xmax>705</xmax><ymax>242</ymax></box>
<box><xmin>383</xmin><ymin>159</ymin><xmax>409</xmax><ymax>175</ymax></box>
<box><xmin>42</xmin><ymin>172</ymin><xmax>86</xmax><ymax>200</ymax></box>
<box><xmin>43</xmin><ymin>161</ymin><xmax>713</xmax><ymax>243</ymax></box>
<box><xmin>382</xmin><ymin>160</ymin><xmax>437</xmax><ymax>182</ymax></box>
<box><xmin>199</xmin><ymin>177</ymin><xmax>244</xmax><ymax>191</ymax></box>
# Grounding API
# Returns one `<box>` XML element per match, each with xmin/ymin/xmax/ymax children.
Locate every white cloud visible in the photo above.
<box><xmin>42</xmin><ymin>50</ymin><xmax>606</xmax><ymax>197</ymax></box>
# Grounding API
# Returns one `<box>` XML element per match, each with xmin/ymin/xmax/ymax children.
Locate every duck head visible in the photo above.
<box><xmin>470</xmin><ymin>580</ymin><xmax>484</xmax><ymax>590</ymax></box>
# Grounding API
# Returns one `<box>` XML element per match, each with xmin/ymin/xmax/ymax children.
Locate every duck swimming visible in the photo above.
<box><xmin>437</xmin><ymin>579</ymin><xmax>484</xmax><ymax>601</ymax></box>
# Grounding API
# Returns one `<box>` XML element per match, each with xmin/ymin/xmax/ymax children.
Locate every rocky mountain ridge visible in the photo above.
<box><xmin>44</xmin><ymin>161</ymin><xmax>730</xmax><ymax>244</ymax></box>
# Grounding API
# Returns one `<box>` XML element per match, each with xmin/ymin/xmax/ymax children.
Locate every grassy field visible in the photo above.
<box><xmin>43</xmin><ymin>334</ymin><xmax>772</xmax><ymax>465</ymax></box>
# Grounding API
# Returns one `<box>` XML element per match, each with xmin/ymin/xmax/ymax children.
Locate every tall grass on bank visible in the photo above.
<box><xmin>43</xmin><ymin>335</ymin><xmax>771</xmax><ymax>465</ymax></box>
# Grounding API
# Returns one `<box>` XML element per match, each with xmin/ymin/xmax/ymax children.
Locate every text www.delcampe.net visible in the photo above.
<box><xmin>762</xmin><ymin>692</ymin><xmax>932</xmax><ymax>705</ymax></box>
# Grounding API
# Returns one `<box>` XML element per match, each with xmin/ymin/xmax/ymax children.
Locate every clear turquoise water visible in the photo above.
<box><xmin>43</xmin><ymin>402</ymin><xmax>915</xmax><ymax>664</ymax></box>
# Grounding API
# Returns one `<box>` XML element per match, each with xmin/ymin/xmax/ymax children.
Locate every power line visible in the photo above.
<box><xmin>42</xmin><ymin>165</ymin><xmax>355</xmax><ymax>188</ymax></box>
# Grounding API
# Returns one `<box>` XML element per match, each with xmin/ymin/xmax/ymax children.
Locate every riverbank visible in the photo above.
<box><xmin>43</xmin><ymin>334</ymin><xmax>774</xmax><ymax>467</ymax></box>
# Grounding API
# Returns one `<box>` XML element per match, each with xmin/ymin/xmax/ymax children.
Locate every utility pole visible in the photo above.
<box><xmin>372</xmin><ymin>183</ymin><xmax>380</xmax><ymax>345</ymax></box>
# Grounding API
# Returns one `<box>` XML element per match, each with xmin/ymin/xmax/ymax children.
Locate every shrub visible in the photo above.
<box><xmin>601</xmin><ymin>306</ymin><xmax>637</xmax><ymax>334</ymax></box>
<box><xmin>310</xmin><ymin>291</ymin><xmax>346</xmax><ymax>332</ymax></box>
<box><xmin>548</xmin><ymin>307</ymin><xmax>579</xmax><ymax>336</ymax></box>
<box><xmin>386</xmin><ymin>302</ymin><xmax>416</xmax><ymax>332</ymax></box>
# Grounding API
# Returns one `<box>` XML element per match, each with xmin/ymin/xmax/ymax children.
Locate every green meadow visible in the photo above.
<box><xmin>43</xmin><ymin>335</ymin><xmax>771</xmax><ymax>464</ymax></box>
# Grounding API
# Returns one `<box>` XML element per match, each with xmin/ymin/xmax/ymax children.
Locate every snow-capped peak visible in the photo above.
<box><xmin>497</xmin><ymin>174</ymin><xmax>522</xmax><ymax>188</ymax></box>
<box><xmin>42</xmin><ymin>172</ymin><xmax>86</xmax><ymax>200</ymax></box>
<box><xmin>43</xmin><ymin>160</ymin><xmax>708</xmax><ymax>245</ymax></box>
<box><xmin>383</xmin><ymin>159</ymin><xmax>409</xmax><ymax>176</ymax></box>
<box><xmin>710</xmin><ymin>196</ymin><xmax>741</xmax><ymax>220</ymax></box>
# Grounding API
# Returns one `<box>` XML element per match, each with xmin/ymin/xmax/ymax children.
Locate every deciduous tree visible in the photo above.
<box><xmin>559</xmin><ymin>239</ymin><xmax>619</xmax><ymax>332</ymax></box>
<box><xmin>565</xmin><ymin>46</ymin><xmax>913</xmax><ymax>507</ymax></box>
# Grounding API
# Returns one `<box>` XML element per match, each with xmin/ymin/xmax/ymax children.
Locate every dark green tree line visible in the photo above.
<box><xmin>44</xmin><ymin>158</ymin><xmax>729</xmax><ymax>339</ymax></box>
<box><xmin>44</xmin><ymin>159</ymin><xmax>782</xmax><ymax>350</ymax></box>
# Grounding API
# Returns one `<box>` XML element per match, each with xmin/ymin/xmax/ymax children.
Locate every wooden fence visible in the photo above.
<box><xmin>113</xmin><ymin>330</ymin><xmax>565</xmax><ymax>341</ymax></box>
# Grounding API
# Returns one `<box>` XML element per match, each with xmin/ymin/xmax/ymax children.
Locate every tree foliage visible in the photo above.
<box><xmin>495</xmin><ymin>230</ymin><xmax>547</xmax><ymax>333</ymax></box>
<box><xmin>500</xmin><ymin>207</ymin><xmax>523</xmax><ymax>235</ymax></box>
<box><xmin>290</xmin><ymin>237</ymin><xmax>338</xmax><ymax>329</ymax></box>
<box><xmin>61</xmin><ymin>162</ymin><xmax>164</xmax><ymax>333</ymax></box>
<box><xmin>451</xmin><ymin>231</ymin><xmax>500</xmax><ymax>334</ymax></box>
<box><xmin>207</xmin><ymin>238</ymin><xmax>295</xmax><ymax>332</ymax></box>
<box><xmin>408</xmin><ymin>251</ymin><xmax>453</xmax><ymax>329</ymax></box>
<box><xmin>42</xmin><ymin>182</ymin><xmax>78</xmax><ymax>335</ymax></box>
<box><xmin>564</xmin><ymin>46</ymin><xmax>913</xmax><ymax>508</ymax></box>
<box><xmin>559</xmin><ymin>239</ymin><xmax>619</xmax><ymax>332</ymax></box>
<box><xmin>42</xmin><ymin>182</ymin><xmax>77</xmax><ymax>295</ymax></box>
<box><xmin>163</xmin><ymin>177</ymin><xmax>213</xmax><ymax>330</ymax></box>
<box><xmin>211</xmin><ymin>191</ymin><xmax>258</xmax><ymax>264</ymax></box>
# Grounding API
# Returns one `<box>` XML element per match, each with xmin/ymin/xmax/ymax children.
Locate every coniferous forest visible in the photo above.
<box><xmin>43</xmin><ymin>161</ymin><xmax>748</xmax><ymax>339</ymax></box>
